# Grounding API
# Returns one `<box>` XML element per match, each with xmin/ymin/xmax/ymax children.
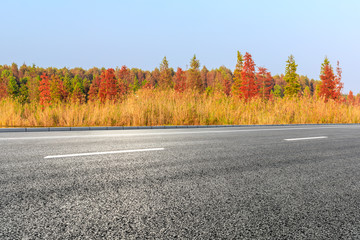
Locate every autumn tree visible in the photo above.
<box><xmin>151</xmin><ymin>68</ymin><xmax>160</xmax><ymax>87</ymax></box>
<box><xmin>141</xmin><ymin>75</ymin><xmax>153</xmax><ymax>89</ymax></box>
<box><xmin>159</xmin><ymin>56</ymin><xmax>173</xmax><ymax>89</ymax></box>
<box><xmin>62</xmin><ymin>75</ymin><xmax>72</xmax><ymax>101</ymax></box>
<box><xmin>217</xmin><ymin>66</ymin><xmax>233</xmax><ymax>96</ymax></box>
<box><xmin>0</xmin><ymin>76</ymin><xmax>8</xmax><ymax>99</ymax></box>
<box><xmin>355</xmin><ymin>94</ymin><xmax>360</xmax><ymax>105</ymax></box>
<box><xmin>187</xmin><ymin>54</ymin><xmax>202</xmax><ymax>90</ymax></box>
<box><xmin>321</xmin><ymin>57</ymin><xmax>330</xmax><ymax>74</ymax></box>
<box><xmin>117</xmin><ymin>65</ymin><xmax>131</xmax><ymax>88</ymax></box>
<box><xmin>39</xmin><ymin>72</ymin><xmax>51</xmax><ymax>106</ymax></box>
<box><xmin>174</xmin><ymin>67</ymin><xmax>186</xmax><ymax>93</ymax></box>
<box><xmin>50</xmin><ymin>75</ymin><xmax>65</xmax><ymax>103</ymax></box>
<box><xmin>256</xmin><ymin>67</ymin><xmax>273</xmax><ymax>100</ymax></box>
<box><xmin>232</xmin><ymin>51</ymin><xmax>243</xmax><ymax>98</ymax></box>
<box><xmin>27</xmin><ymin>76</ymin><xmax>40</xmax><ymax>103</ymax></box>
<box><xmin>19</xmin><ymin>64</ymin><xmax>28</xmax><ymax>79</ymax></box>
<box><xmin>116</xmin><ymin>78</ymin><xmax>128</xmax><ymax>100</ymax></box>
<box><xmin>72</xmin><ymin>82</ymin><xmax>86</xmax><ymax>103</ymax></box>
<box><xmin>319</xmin><ymin>58</ymin><xmax>343</xmax><ymax>101</ymax></box>
<box><xmin>98</xmin><ymin>68</ymin><xmax>118</xmax><ymax>102</ymax></box>
<box><xmin>88</xmin><ymin>75</ymin><xmax>101</xmax><ymax>102</ymax></box>
<box><xmin>347</xmin><ymin>90</ymin><xmax>354</xmax><ymax>105</ymax></box>
<box><xmin>0</xmin><ymin>70</ymin><xmax>14</xmax><ymax>99</ymax></box>
<box><xmin>240</xmin><ymin>52</ymin><xmax>257</xmax><ymax>100</ymax></box>
<box><xmin>334</xmin><ymin>61</ymin><xmax>344</xmax><ymax>99</ymax></box>
<box><xmin>284</xmin><ymin>55</ymin><xmax>301</xmax><ymax>98</ymax></box>
<box><xmin>11</xmin><ymin>63</ymin><xmax>19</xmax><ymax>80</ymax></box>
<box><xmin>200</xmin><ymin>66</ymin><xmax>209</xmax><ymax>89</ymax></box>
<box><xmin>303</xmin><ymin>86</ymin><xmax>311</xmax><ymax>98</ymax></box>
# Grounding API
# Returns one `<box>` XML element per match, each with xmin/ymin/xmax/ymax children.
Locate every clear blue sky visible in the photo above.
<box><xmin>1</xmin><ymin>0</ymin><xmax>359</xmax><ymax>93</ymax></box>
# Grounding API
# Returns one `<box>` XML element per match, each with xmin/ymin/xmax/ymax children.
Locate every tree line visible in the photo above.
<box><xmin>0</xmin><ymin>52</ymin><xmax>355</xmax><ymax>106</ymax></box>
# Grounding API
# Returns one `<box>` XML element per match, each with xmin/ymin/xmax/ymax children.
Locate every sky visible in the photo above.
<box><xmin>1</xmin><ymin>0</ymin><xmax>359</xmax><ymax>93</ymax></box>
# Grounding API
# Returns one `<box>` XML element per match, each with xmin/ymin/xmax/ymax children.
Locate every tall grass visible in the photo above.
<box><xmin>1</xmin><ymin>89</ymin><xmax>359</xmax><ymax>127</ymax></box>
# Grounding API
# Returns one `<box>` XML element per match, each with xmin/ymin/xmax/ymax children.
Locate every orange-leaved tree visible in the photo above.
<box><xmin>159</xmin><ymin>56</ymin><xmax>173</xmax><ymax>89</ymax></box>
<box><xmin>347</xmin><ymin>90</ymin><xmax>354</xmax><ymax>105</ymax></box>
<box><xmin>187</xmin><ymin>55</ymin><xmax>202</xmax><ymax>91</ymax></box>
<box><xmin>0</xmin><ymin>70</ymin><xmax>11</xmax><ymax>99</ymax></box>
<box><xmin>50</xmin><ymin>75</ymin><xmax>66</xmax><ymax>103</ymax></box>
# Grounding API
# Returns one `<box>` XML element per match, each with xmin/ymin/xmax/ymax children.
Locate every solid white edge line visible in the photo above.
<box><xmin>44</xmin><ymin>148</ymin><xmax>165</xmax><ymax>159</ymax></box>
<box><xmin>0</xmin><ymin>126</ymin><xmax>354</xmax><ymax>140</ymax></box>
<box><xmin>284</xmin><ymin>136</ymin><xmax>328</xmax><ymax>141</ymax></box>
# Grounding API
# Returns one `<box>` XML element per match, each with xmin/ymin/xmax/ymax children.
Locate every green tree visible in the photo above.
<box><xmin>18</xmin><ymin>78</ymin><xmax>29</xmax><ymax>104</ymax></box>
<box><xmin>71</xmin><ymin>75</ymin><xmax>84</xmax><ymax>92</ymax></box>
<box><xmin>284</xmin><ymin>55</ymin><xmax>300</xmax><ymax>98</ymax></box>
<box><xmin>7</xmin><ymin>75</ymin><xmax>19</xmax><ymax>99</ymax></box>
<box><xmin>130</xmin><ymin>75</ymin><xmax>140</xmax><ymax>93</ymax></box>
<box><xmin>273</xmin><ymin>84</ymin><xmax>283</xmax><ymax>98</ymax></box>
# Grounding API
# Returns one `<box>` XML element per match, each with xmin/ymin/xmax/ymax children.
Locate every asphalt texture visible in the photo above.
<box><xmin>1</xmin><ymin>125</ymin><xmax>360</xmax><ymax>239</ymax></box>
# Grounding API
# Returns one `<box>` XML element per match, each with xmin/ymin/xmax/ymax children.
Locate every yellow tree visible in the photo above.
<box><xmin>232</xmin><ymin>51</ymin><xmax>243</xmax><ymax>98</ymax></box>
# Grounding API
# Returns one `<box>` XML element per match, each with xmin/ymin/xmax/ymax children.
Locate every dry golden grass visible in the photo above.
<box><xmin>1</xmin><ymin>89</ymin><xmax>360</xmax><ymax>127</ymax></box>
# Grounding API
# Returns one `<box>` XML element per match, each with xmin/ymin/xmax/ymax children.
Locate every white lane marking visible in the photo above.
<box><xmin>44</xmin><ymin>148</ymin><xmax>164</xmax><ymax>159</ymax></box>
<box><xmin>0</xmin><ymin>126</ymin><xmax>354</xmax><ymax>140</ymax></box>
<box><xmin>284</xmin><ymin>136</ymin><xmax>328</xmax><ymax>141</ymax></box>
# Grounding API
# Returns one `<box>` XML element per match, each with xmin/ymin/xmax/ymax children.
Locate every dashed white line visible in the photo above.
<box><xmin>44</xmin><ymin>148</ymin><xmax>165</xmax><ymax>159</ymax></box>
<box><xmin>284</xmin><ymin>136</ymin><xmax>328</xmax><ymax>141</ymax></box>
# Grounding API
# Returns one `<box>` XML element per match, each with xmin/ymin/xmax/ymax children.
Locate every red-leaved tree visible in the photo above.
<box><xmin>334</xmin><ymin>61</ymin><xmax>344</xmax><ymax>99</ymax></box>
<box><xmin>88</xmin><ymin>75</ymin><xmax>101</xmax><ymax>102</ymax></box>
<box><xmin>174</xmin><ymin>67</ymin><xmax>186</xmax><ymax>93</ymax></box>
<box><xmin>256</xmin><ymin>67</ymin><xmax>273</xmax><ymax>100</ymax></box>
<box><xmin>118</xmin><ymin>65</ymin><xmax>131</xmax><ymax>86</ymax></box>
<box><xmin>39</xmin><ymin>72</ymin><xmax>51</xmax><ymax>106</ymax></box>
<box><xmin>0</xmin><ymin>76</ymin><xmax>8</xmax><ymax>99</ymax></box>
<box><xmin>99</xmin><ymin>68</ymin><xmax>118</xmax><ymax>103</ymax></box>
<box><xmin>240</xmin><ymin>52</ymin><xmax>258</xmax><ymax>100</ymax></box>
<box><xmin>319</xmin><ymin>59</ymin><xmax>343</xmax><ymax>101</ymax></box>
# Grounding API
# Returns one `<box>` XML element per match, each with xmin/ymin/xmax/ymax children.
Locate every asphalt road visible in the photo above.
<box><xmin>1</xmin><ymin>125</ymin><xmax>360</xmax><ymax>239</ymax></box>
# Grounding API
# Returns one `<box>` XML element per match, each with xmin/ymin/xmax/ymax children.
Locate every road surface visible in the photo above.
<box><xmin>1</xmin><ymin>125</ymin><xmax>360</xmax><ymax>239</ymax></box>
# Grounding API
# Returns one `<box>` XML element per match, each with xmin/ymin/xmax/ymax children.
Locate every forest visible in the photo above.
<box><xmin>1</xmin><ymin>52</ymin><xmax>359</xmax><ymax>127</ymax></box>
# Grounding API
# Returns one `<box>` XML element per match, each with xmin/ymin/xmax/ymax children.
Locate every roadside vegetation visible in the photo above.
<box><xmin>1</xmin><ymin>52</ymin><xmax>359</xmax><ymax>127</ymax></box>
